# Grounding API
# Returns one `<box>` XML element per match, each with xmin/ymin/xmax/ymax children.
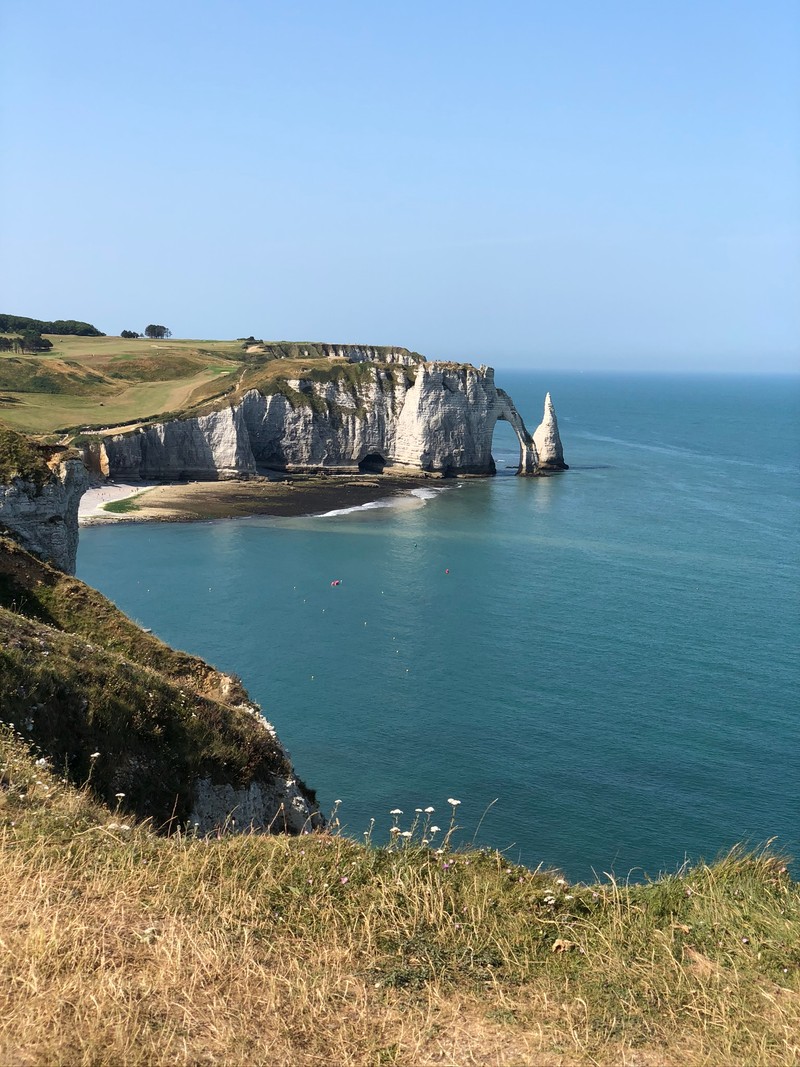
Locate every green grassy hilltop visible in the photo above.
<box><xmin>0</xmin><ymin>335</ymin><xmax>245</xmax><ymax>434</ymax></box>
<box><xmin>0</xmin><ymin>333</ymin><xmax>423</xmax><ymax>437</ymax></box>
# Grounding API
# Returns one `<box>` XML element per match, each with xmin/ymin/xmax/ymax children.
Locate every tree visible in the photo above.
<box><xmin>144</xmin><ymin>324</ymin><xmax>171</xmax><ymax>339</ymax></box>
<box><xmin>120</xmin><ymin>330</ymin><xmax>141</xmax><ymax>339</ymax></box>
<box><xmin>18</xmin><ymin>330</ymin><xmax>53</xmax><ymax>353</ymax></box>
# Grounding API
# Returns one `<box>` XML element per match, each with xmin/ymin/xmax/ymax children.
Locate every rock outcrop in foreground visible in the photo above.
<box><xmin>96</xmin><ymin>356</ymin><xmax>561</xmax><ymax>480</ymax></box>
<box><xmin>0</xmin><ymin>537</ymin><xmax>322</xmax><ymax>836</ymax></box>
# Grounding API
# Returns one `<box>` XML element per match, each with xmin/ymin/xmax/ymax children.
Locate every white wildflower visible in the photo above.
<box><xmin>389</xmin><ymin>808</ymin><xmax>403</xmax><ymax>815</ymax></box>
<box><xmin>389</xmin><ymin>826</ymin><xmax>401</xmax><ymax>834</ymax></box>
<box><xmin>401</xmin><ymin>831</ymin><xmax>412</xmax><ymax>839</ymax></box>
<box><xmin>424</xmin><ymin>806</ymin><xmax>435</xmax><ymax>813</ymax></box>
<box><xmin>90</xmin><ymin>752</ymin><xmax>100</xmax><ymax>760</ymax></box>
<box><xmin>430</xmin><ymin>825</ymin><xmax>441</xmax><ymax>833</ymax></box>
<box><xmin>447</xmin><ymin>798</ymin><xmax>461</xmax><ymax>806</ymax></box>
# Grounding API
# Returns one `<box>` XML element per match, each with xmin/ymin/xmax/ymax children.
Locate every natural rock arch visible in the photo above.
<box><xmin>493</xmin><ymin>390</ymin><xmax>537</xmax><ymax>474</ymax></box>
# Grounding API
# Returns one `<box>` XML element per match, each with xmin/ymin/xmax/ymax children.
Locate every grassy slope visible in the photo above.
<box><xmin>0</xmin><ymin>335</ymin><xmax>422</xmax><ymax>435</ymax></box>
<box><xmin>0</xmin><ymin>336</ymin><xmax>245</xmax><ymax>433</ymax></box>
<box><xmin>0</xmin><ymin>537</ymin><xmax>298</xmax><ymax>827</ymax></box>
<box><xmin>1</xmin><ymin>727</ymin><xmax>798</xmax><ymax>1066</ymax></box>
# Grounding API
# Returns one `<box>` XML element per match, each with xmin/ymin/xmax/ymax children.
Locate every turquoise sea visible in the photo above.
<box><xmin>78</xmin><ymin>373</ymin><xmax>800</xmax><ymax>882</ymax></box>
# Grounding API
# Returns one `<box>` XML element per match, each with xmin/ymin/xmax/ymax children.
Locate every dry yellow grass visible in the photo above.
<box><xmin>1</xmin><ymin>728</ymin><xmax>798</xmax><ymax>1066</ymax></box>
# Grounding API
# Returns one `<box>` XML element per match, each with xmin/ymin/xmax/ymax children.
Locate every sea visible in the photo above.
<box><xmin>77</xmin><ymin>372</ymin><xmax>800</xmax><ymax>882</ymax></box>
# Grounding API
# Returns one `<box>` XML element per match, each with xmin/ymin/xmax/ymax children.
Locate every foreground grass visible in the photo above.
<box><xmin>1</xmin><ymin>730</ymin><xmax>797</xmax><ymax>1066</ymax></box>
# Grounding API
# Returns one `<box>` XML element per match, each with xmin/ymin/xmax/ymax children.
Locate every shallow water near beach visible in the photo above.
<box><xmin>78</xmin><ymin>372</ymin><xmax>800</xmax><ymax>881</ymax></box>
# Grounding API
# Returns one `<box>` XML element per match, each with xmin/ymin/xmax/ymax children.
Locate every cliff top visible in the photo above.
<box><xmin>0</xmin><ymin>333</ymin><xmax>430</xmax><ymax>436</ymax></box>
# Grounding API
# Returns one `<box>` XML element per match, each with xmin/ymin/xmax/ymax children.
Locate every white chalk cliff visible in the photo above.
<box><xmin>0</xmin><ymin>459</ymin><xmax>88</xmax><ymax>574</ymax></box>
<box><xmin>97</xmin><ymin>358</ymin><xmax>562</xmax><ymax>480</ymax></box>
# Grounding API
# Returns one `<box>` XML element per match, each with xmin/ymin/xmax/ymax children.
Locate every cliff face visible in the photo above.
<box><xmin>0</xmin><ymin>537</ymin><xmax>321</xmax><ymax>836</ymax></box>
<box><xmin>0</xmin><ymin>459</ymin><xmax>87</xmax><ymax>574</ymax></box>
<box><xmin>100</xmin><ymin>361</ymin><xmax>544</xmax><ymax>480</ymax></box>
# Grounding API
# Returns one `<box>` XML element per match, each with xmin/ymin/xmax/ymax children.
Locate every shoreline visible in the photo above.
<box><xmin>78</xmin><ymin>474</ymin><xmax>443</xmax><ymax>525</ymax></box>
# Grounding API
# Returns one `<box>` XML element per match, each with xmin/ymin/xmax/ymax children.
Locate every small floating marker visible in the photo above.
<box><xmin>445</xmin><ymin>569</ymin><xmax>449</xmax><ymax>574</ymax></box>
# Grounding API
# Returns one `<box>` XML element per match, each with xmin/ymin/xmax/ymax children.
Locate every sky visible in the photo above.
<box><xmin>1</xmin><ymin>0</ymin><xmax>798</xmax><ymax>373</ymax></box>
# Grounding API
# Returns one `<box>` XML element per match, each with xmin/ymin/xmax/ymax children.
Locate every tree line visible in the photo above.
<box><xmin>0</xmin><ymin>333</ymin><xmax>53</xmax><ymax>353</ymax></box>
<box><xmin>0</xmin><ymin>314</ymin><xmax>104</xmax><ymax>336</ymax></box>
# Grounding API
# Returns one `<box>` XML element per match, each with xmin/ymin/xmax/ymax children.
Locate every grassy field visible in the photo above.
<box><xmin>0</xmin><ymin>335</ymin><xmax>245</xmax><ymax>434</ymax></box>
<box><xmin>1</xmin><ymin>725</ymin><xmax>798</xmax><ymax>1066</ymax></box>
<box><xmin>0</xmin><ymin>335</ymin><xmax>422</xmax><ymax>436</ymax></box>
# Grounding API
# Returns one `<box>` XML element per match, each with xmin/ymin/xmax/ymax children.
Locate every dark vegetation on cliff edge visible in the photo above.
<box><xmin>1</xmin><ymin>726</ymin><xmax>798</xmax><ymax>1066</ymax></box>
<box><xmin>0</xmin><ymin>538</ymin><xmax>308</xmax><ymax>828</ymax></box>
<box><xmin>0</xmin><ymin>428</ymin><xmax>54</xmax><ymax>486</ymax></box>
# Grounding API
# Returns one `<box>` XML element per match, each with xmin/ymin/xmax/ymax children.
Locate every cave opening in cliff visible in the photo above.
<box><xmin>358</xmin><ymin>453</ymin><xmax>386</xmax><ymax>474</ymax></box>
<box><xmin>491</xmin><ymin>417</ymin><xmax>521</xmax><ymax>475</ymax></box>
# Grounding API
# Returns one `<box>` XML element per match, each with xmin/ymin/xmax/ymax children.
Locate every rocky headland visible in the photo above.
<box><xmin>85</xmin><ymin>350</ymin><xmax>564</xmax><ymax>482</ymax></box>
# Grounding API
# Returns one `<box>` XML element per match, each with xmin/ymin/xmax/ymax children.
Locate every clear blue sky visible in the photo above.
<box><xmin>1</xmin><ymin>0</ymin><xmax>798</xmax><ymax>372</ymax></box>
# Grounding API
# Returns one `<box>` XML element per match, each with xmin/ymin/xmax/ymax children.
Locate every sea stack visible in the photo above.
<box><xmin>532</xmin><ymin>392</ymin><xmax>568</xmax><ymax>471</ymax></box>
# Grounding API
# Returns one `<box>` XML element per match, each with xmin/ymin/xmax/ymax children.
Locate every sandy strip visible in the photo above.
<box><xmin>79</xmin><ymin>483</ymin><xmax>156</xmax><ymax>524</ymax></box>
<box><xmin>76</xmin><ymin>475</ymin><xmax>439</xmax><ymax>526</ymax></box>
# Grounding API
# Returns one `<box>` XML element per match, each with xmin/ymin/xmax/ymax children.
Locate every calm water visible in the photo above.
<box><xmin>78</xmin><ymin>373</ymin><xmax>800</xmax><ymax>881</ymax></box>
